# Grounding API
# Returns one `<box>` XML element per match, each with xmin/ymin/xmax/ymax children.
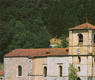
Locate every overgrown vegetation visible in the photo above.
<box><xmin>0</xmin><ymin>0</ymin><xmax>95</xmax><ymax>62</ymax></box>
<box><xmin>61</xmin><ymin>34</ymin><xmax>68</xmax><ymax>48</ymax></box>
<box><xmin>69</xmin><ymin>64</ymin><xmax>78</xmax><ymax>80</ymax></box>
<box><xmin>0</xmin><ymin>63</ymin><xmax>4</xmax><ymax>70</ymax></box>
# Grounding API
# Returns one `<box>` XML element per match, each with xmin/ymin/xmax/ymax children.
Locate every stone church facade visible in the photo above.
<box><xmin>4</xmin><ymin>22</ymin><xmax>95</xmax><ymax>80</ymax></box>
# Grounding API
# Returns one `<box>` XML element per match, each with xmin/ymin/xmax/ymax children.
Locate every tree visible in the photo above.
<box><xmin>30</xmin><ymin>27</ymin><xmax>51</xmax><ymax>48</ymax></box>
<box><xmin>1</xmin><ymin>0</ymin><xmax>95</xmax><ymax>62</ymax></box>
<box><xmin>0</xmin><ymin>0</ymin><xmax>95</xmax><ymax>37</ymax></box>
<box><xmin>8</xmin><ymin>26</ymin><xmax>51</xmax><ymax>52</ymax></box>
<box><xmin>60</xmin><ymin>34</ymin><xmax>68</xmax><ymax>48</ymax></box>
<box><xmin>0</xmin><ymin>24</ymin><xmax>11</xmax><ymax>62</ymax></box>
<box><xmin>69</xmin><ymin>64</ymin><xmax>78</xmax><ymax>80</ymax></box>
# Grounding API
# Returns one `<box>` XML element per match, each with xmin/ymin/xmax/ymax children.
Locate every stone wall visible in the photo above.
<box><xmin>4</xmin><ymin>57</ymin><xmax>47</xmax><ymax>80</ymax></box>
<box><xmin>4</xmin><ymin>56</ymin><xmax>95</xmax><ymax>80</ymax></box>
<box><xmin>31</xmin><ymin>58</ymin><xmax>47</xmax><ymax>80</ymax></box>
<box><xmin>4</xmin><ymin>57</ymin><xmax>32</xmax><ymax>80</ymax></box>
<box><xmin>69</xmin><ymin>30</ymin><xmax>93</xmax><ymax>55</ymax></box>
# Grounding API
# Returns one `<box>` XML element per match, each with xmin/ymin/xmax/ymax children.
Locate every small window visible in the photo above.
<box><xmin>78</xmin><ymin>66</ymin><xmax>80</xmax><ymax>72</ymax></box>
<box><xmin>59</xmin><ymin>66</ymin><xmax>62</xmax><ymax>77</ymax></box>
<box><xmin>18</xmin><ymin>66</ymin><xmax>22</xmax><ymax>76</ymax></box>
<box><xmin>94</xmin><ymin>57</ymin><xmax>95</xmax><ymax>62</ymax></box>
<box><xmin>44</xmin><ymin>66</ymin><xmax>47</xmax><ymax>77</ymax></box>
<box><xmin>77</xmin><ymin>49</ymin><xmax>80</xmax><ymax>54</ymax></box>
<box><xmin>94</xmin><ymin>35</ymin><xmax>95</xmax><ymax>43</ymax></box>
<box><xmin>78</xmin><ymin>34</ymin><xmax>83</xmax><ymax>43</ymax></box>
<box><xmin>78</xmin><ymin>56</ymin><xmax>81</xmax><ymax>63</ymax></box>
<box><xmin>77</xmin><ymin>77</ymin><xmax>81</xmax><ymax>80</ymax></box>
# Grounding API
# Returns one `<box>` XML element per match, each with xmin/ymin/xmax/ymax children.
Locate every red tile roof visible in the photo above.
<box><xmin>69</xmin><ymin>22</ymin><xmax>95</xmax><ymax>30</ymax></box>
<box><xmin>5</xmin><ymin>48</ymin><xmax>68</xmax><ymax>57</ymax></box>
<box><xmin>0</xmin><ymin>70</ymin><xmax>3</xmax><ymax>76</ymax></box>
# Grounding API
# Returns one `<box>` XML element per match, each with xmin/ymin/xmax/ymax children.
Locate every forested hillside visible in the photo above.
<box><xmin>0</xmin><ymin>0</ymin><xmax>95</xmax><ymax>62</ymax></box>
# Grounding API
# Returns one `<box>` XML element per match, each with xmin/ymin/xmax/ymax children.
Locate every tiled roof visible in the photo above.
<box><xmin>5</xmin><ymin>48</ymin><xmax>68</xmax><ymax>57</ymax></box>
<box><xmin>0</xmin><ymin>70</ymin><xmax>3</xmax><ymax>76</ymax></box>
<box><xmin>69</xmin><ymin>22</ymin><xmax>95</xmax><ymax>30</ymax></box>
<box><xmin>50</xmin><ymin>38</ymin><xmax>62</xmax><ymax>45</ymax></box>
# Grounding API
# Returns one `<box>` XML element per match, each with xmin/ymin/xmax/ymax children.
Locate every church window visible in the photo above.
<box><xmin>77</xmin><ymin>77</ymin><xmax>81</xmax><ymax>80</ymax></box>
<box><xmin>78</xmin><ymin>56</ymin><xmax>81</xmax><ymax>63</ymax></box>
<box><xmin>94</xmin><ymin>57</ymin><xmax>95</xmax><ymax>62</ymax></box>
<box><xmin>59</xmin><ymin>66</ymin><xmax>62</xmax><ymax>77</ymax></box>
<box><xmin>78</xmin><ymin>34</ymin><xmax>83</xmax><ymax>43</ymax></box>
<box><xmin>18</xmin><ymin>65</ymin><xmax>22</xmax><ymax>76</ymax></box>
<box><xmin>78</xmin><ymin>66</ymin><xmax>80</xmax><ymax>72</ymax></box>
<box><xmin>44</xmin><ymin>66</ymin><xmax>47</xmax><ymax>77</ymax></box>
<box><xmin>94</xmin><ymin>35</ymin><xmax>95</xmax><ymax>43</ymax></box>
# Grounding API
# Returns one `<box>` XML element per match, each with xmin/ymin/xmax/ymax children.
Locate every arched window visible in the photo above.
<box><xmin>59</xmin><ymin>66</ymin><xmax>62</xmax><ymax>77</ymax></box>
<box><xmin>94</xmin><ymin>35</ymin><xmax>95</xmax><ymax>43</ymax></box>
<box><xmin>78</xmin><ymin>56</ymin><xmax>81</xmax><ymax>63</ymax></box>
<box><xmin>78</xmin><ymin>66</ymin><xmax>80</xmax><ymax>72</ymax></box>
<box><xmin>94</xmin><ymin>57</ymin><xmax>95</xmax><ymax>63</ymax></box>
<box><xmin>77</xmin><ymin>77</ymin><xmax>81</xmax><ymax>80</ymax></box>
<box><xmin>78</xmin><ymin>34</ymin><xmax>83</xmax><ymax>43</ymax></box>
<box><xmin>18</xmin><ymin>66</ymin><xmax>22</xmax><ymax>76</ymax></box>
<box><xmin>44</xmin><ymin>66</ymin><xmax>47</xmax><ymax>77</ymax></box>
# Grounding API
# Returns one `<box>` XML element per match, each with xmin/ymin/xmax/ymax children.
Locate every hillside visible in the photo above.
<box><xmin>0</xmin><ymin>0</ymin><xmax>95</xmax><ymax>62</ymax></box>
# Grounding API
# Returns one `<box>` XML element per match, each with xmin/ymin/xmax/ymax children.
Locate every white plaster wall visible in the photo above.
<box><xmin>47</xmin><ymin>57</ymin><xmax>72</xmax><ymax>80</ymax></box>
<box><xmin>4</xmin><ymin>57</ymin><xmax>32</xmax><ymax>80</ymax></box>
<box><xmin>47</xmin><ymin>56</ymin><xmax>92</xmax><ymax>80</ymax></box>
<box><xmin>75</xmin><ymin>64</ymin><xmax>88</xmax><ymax>76</ymax></box>
<box><xmin>73</xmin><ymin>56</ymin><xmax>92</xmax><ymax>80</ymax></box>
<box><xmin>4</xmin><ymin>56</ymin><xmax>94</xmax><ymax>80</ymax></box>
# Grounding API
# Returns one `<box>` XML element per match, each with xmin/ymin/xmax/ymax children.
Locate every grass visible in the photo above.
<box><xmin>0</xmin><ymin>63</ymin><xmax>4</xmax><ymax>70</ymax></box>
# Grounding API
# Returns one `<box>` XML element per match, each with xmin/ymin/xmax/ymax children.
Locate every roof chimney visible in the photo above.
<box><xmin>46</xmin><ymin>52</ymin><xmax>50</xmax><ymax>54</ymax></box>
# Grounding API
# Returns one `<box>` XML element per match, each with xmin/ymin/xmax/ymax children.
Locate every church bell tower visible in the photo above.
<box><xmin>69</xmin><ymin>22</ymin><xmax>95</xmax><ymax>55</ymax></box>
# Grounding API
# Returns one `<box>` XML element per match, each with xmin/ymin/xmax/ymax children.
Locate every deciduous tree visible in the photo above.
<box><xmin>69</xmin><ymin>64</ymin><xmax>78</xmax><ymax>80</ymax></box>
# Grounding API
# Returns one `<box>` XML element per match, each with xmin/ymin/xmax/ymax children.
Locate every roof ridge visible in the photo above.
<box><xmin>5</xmin><ymin>48</ymin><xmax>69</xmax><ymax>57</ymax></box>
<box><xmin>69</xmin><ymin>23</ymin><xmax>95</xmax><ymax>30</ymax></box>
<box><xmin>14</xmin><ymin>48</ymin><xmax>67</xmax><ymax>50</ymax></box>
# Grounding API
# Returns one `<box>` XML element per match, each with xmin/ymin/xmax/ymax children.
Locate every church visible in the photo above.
<box><xmin>4</xmin><ymin>22</ymin><xmax>95</xmax><ymax>80</ymax></box>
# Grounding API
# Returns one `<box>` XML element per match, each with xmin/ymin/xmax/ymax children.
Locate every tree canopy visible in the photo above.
<box><xmin>0</xmin><ymin>0</ymin><xmax>95</xmax><ymax>62</ymax></box>
<box><xmin>0</xmin><ymin>0</ymin><xmax>95</xmax><ymax>36</ymax></box>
